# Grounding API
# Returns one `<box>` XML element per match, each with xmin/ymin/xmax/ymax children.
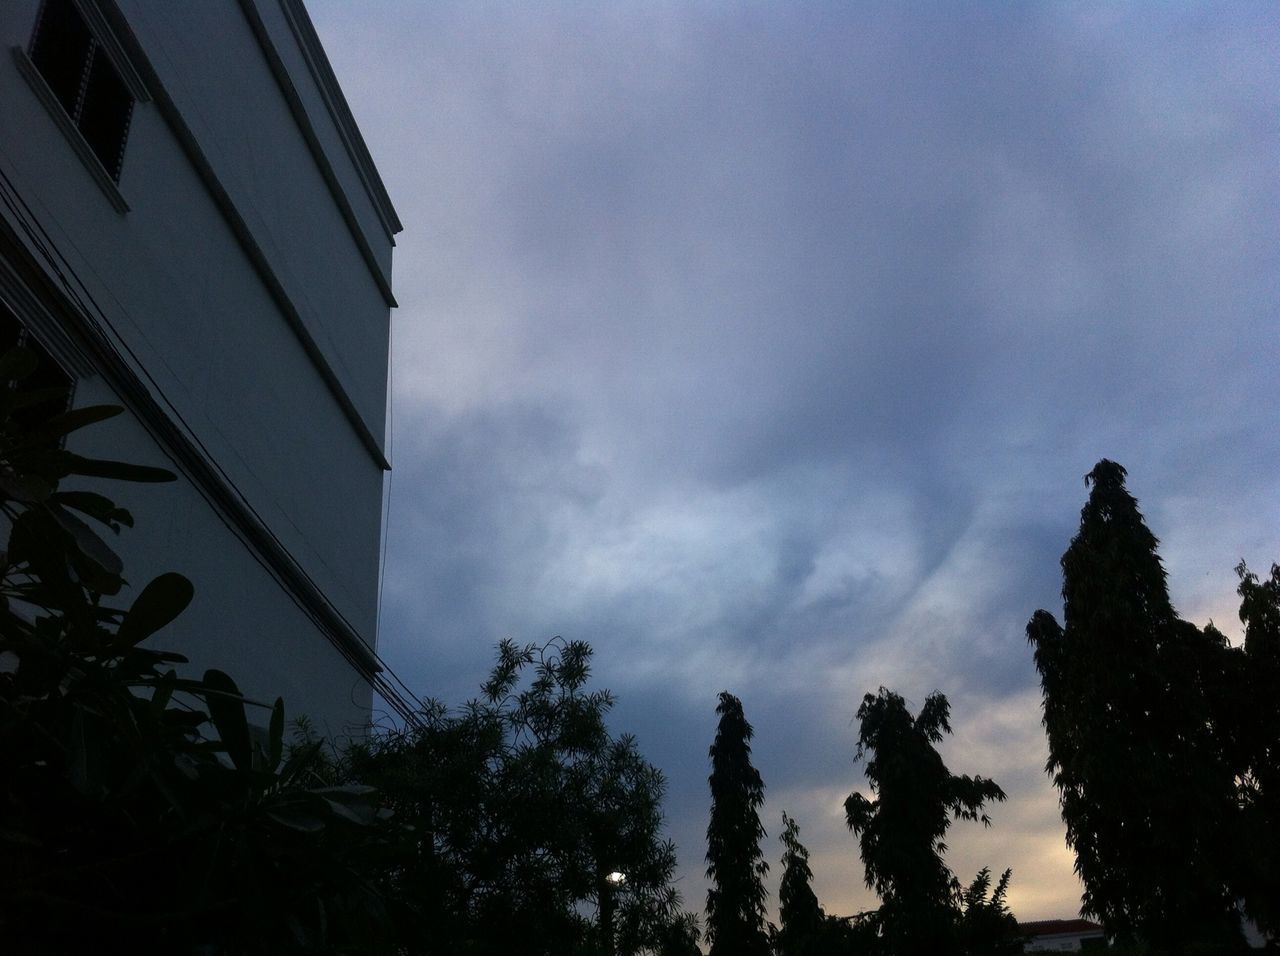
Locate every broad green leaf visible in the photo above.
<box><xmin>116</xmin><ymin>573</ymin><xmax>194</xmax><ymax>647</ymax></box>
<box><xmin>203</xmin><ymin>668</ymin><xmax>252</xmax><ymax>772</ymax></box>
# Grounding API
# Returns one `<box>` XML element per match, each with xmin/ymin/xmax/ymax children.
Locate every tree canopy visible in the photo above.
<box><xmin>349</xmin><ymin>637</ymin><xmax>694</xmax><ymax>956</ymax></box>
<box><xmin>845</xmin><ymin>688</ymin><xmax>1005</xmax><ymax>954</ymax></box>
<box><xmin>1027</xmin><ymin>460</ymin><xmax>1243</xmax><ymax>952</ymax></box>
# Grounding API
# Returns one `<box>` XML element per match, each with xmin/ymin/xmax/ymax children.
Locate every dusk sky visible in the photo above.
<box><xmin>308</xmin><ymin>1</ymin><xmax>1279</xmax><ymax>924</ymax></box>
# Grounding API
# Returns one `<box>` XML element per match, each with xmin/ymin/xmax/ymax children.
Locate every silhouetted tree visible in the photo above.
<box><xmin>349</xmin><ymin>638</ymin><xmax>692</xmax><ymax>956</ymax></box>
<box><xmin>776</xmin><ymin>812</ymin><xmax>824</xmax><ymax>956</ymax></box>
<box><xmin>648</xmin><ymin>911</ymin><xmax>703</xmax><ymax>956</ymax></box>
<box><xmin>845</xmin><ymin>688</ymin><xmax>1005</xmax><ymax>955</ymax></box>
<box><xmin>705</xmin><ymin>691</ymin><xmax>771</xmax><ymax>956</ymax></box>
<box><xmin>776</xmin><ymin>813</ymin><xmax>872</xmax><ymax>956</ymax></box>
<box><xmin>955</xmin><ymin>867</ymin><xmax>1022</xmax><ymax>956</ymax></box>
<box><xmin>1236</xmin><ymin>561</ymin><xmax>1280</xmax><ymax>938</ymax></box>
<box><xmin>1027</xmin><ymin>460</ymin><xmax>1243</xmax><ymax>952</ymax></box>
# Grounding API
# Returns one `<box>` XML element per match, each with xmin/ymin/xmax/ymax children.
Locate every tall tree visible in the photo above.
<box><xmin>1027</xmin><ymin>460</ymin><xmax>1243</xmax><ymax>952</ymax></box>
<box><xmin>845</xmin><ymin>688</ymin><xmax>1005</xmax><ymax>955</ymax></box>
<box><xmin>1235</xmin><ymin>561</ymin><xmax>1280</xmax><ymax>937</ymax></box>
<box><xmin>705</xmin><ymin>692</ymin><xmax>771</xmax><ymax>956</ymax></box>
<box><xmin>776</xmin><ymin>812</ymin><xmax>824</xmax><ymax>956</ymax></box>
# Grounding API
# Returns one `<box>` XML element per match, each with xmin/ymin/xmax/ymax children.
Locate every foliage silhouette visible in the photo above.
<box><xmin>955</xmin><ymin>867</ymin><xmax>1023</xmax><ymax>956</ymax></box>
<box><xmin>776</xmin><ymin>811</ymin><xmax>825</xmax><ymax>956</ymax></box>
<box><xmin>776</xmin><ymin>811</ymin><xmax>876</xmax><ymax>956</ymax></box>
<box><xmin>705</xmin><ymin>691</ymin><xmax>771</xmax><ymax>956</ymax></box>
<box><xmin>0</xmin><ymin>346</ymin><xmax>399</xmax><ymax>953</ymax></box>
<box><xmin>1027</xmin><ymin>460</ymin><xmax>1244</xmax><ymax>952</ymax></box>
<box><xmin>1235</xmin><ymin>561</ymin><xmax>1280</xmax><ymax>938</ymax></box>
<box><xmin>347</xmin><ymin>637</ymin><xmax>695</xmax><ymax>956</ymax></box>
<box><xmin>0</xmin><ymin>345</ymin><xmax>697</xmax><ymax>954</ymax></box>
<box><xmin>845</xmin><ymin>687</ymin><xmax>1005</xmax><ymax>955</ymax></box>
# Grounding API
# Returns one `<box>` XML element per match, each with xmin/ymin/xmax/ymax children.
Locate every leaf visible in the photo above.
<box><xmin>0</xmin><ymin>827</ymin><xmax>43</xmax><ymax>847</ymax></box>
<box><xmin>50</xmin><ymin>490</ymin><xmax>134</xmax><ymax>529</ymax></box>
<box><xmin>267</xmin><ymin>697</ymin><xmax>285</xmax><ymax>774</ymax></box>
<box><xmin>3</xmin><ymin>446</ymin><xmax>76</xmax><ymax>483</ymax></box>
<box><xmin>321</xmin><ymin>796</ymin><xmax>375</xmax><ymax>826</ymax></box>
<box><xmin>149</xmin><ymin>669</ymin><xmax>178</xmax><ymax>715</ymax></box>
<box><xmin>313</xmin><ymin>785</ymin><xmax>380</xmax><ymax>826</ymax></box>
<box><xmin>266</xmin><ymin>803</ymin><xmax>326</xmax><ymax>833</ymax></box>
<box><xmin>277</xmin><ymin>738</ymin><xmax>324</xmax><ymax>787</ymax></box>
<box><xmin>203</xmin><ymin>668</ymin><xmax>252</xmax><ymax>772</ymax></box>
<box><xmin>48</xmin><ymin>502</ymin><xmax>124</xmax><ymax>575</ymax></box>
<box><xmin>77</xmin><ymin>563</ymin><xmax>124</xmax><ymax>597</ymax></box>
<box><xmin>66</xmin><ymin>708</ymin><xmax>108</xmax><ymax>796</ymax></box>
<box><xmin>65</xmin><ymin>454</ymin><xmax>177</xmax><ymax>483</ymax></box>
<box><xmin>0</xmin><ymin>469</ymin><xmax>54</xmax><ymax>503</ymax></box>
<box><xmin>20</xmin><ymin>404</ymin><xmax>121</xmax><ymax>444</ymax></box>
<box><xmin>116</xmin><ymin>573</ymin><xmax>194</xmax><ymax>647</ymax></box>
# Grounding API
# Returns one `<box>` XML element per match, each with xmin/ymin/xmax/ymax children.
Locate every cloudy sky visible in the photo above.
<box><xmin>309</xmin><ymin>0</ymin><xmax>1278</xmax><ymax>925</ymax></box>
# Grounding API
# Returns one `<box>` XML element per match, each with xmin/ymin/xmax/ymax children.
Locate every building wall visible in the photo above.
<box><xmin>1023</xmin><ymin>931</ymin><xmax>1105</xmax><ymax>952</ymax></box>
<box><xmin>0</xmin><ymin>0</ymin><xmax>399</xmax><ymax>736</ymax></box>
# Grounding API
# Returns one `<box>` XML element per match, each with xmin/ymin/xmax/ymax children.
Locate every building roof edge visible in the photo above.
<box><xmin>284</xmin><ymin>0</ymin><xmax>403</xmax><ymax>239</ymax></box>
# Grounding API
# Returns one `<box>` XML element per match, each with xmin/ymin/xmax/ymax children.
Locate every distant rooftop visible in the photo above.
<box><xmin>1018</xmin><ymin>919</ymin><xmax>1104</xmax><ymax>937</ymax></box>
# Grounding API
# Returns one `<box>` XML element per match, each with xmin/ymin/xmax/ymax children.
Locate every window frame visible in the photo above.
<box><xmin>12</xmin><ymin>0</ymin><xmax>149</xmax><ymax>212</ymax></box>
<box><xmin>0</xmin><ymin>292</ymin><xmax>77</xmax><ymax>444</ymax></box>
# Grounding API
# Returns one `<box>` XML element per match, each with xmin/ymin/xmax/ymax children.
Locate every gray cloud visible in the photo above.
<box><xmin>313</xmin><ymin>0</ymin><xmax>1278</xmax><ymax>923</ymax></box>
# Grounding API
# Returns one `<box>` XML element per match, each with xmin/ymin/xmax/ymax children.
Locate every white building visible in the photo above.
<box><xmin>1019</xmin><ymin>919</ymin><xmax>1106</xmax><ymax>952</ymax></box>
<box><xmin>0</xmin><ymin>0</ymin><xmax>400</xmax><ymax>735</ymax></box>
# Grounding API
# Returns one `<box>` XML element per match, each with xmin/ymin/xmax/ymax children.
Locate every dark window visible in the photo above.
<box><xmin>0</xmin><ymin>299</ymin><xmax>73</xmax><ymax>438</ymax></box>
<box><xmin>29</xmin><ymin>0</ymin><xmax>134</xmax><ymax>181</ymax></box>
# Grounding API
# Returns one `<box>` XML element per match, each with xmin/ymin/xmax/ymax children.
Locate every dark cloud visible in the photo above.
<box><xmin>314</xmin><ymin>0</ymin><xmax>1278</xmax><ymax>922</ymax></box>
